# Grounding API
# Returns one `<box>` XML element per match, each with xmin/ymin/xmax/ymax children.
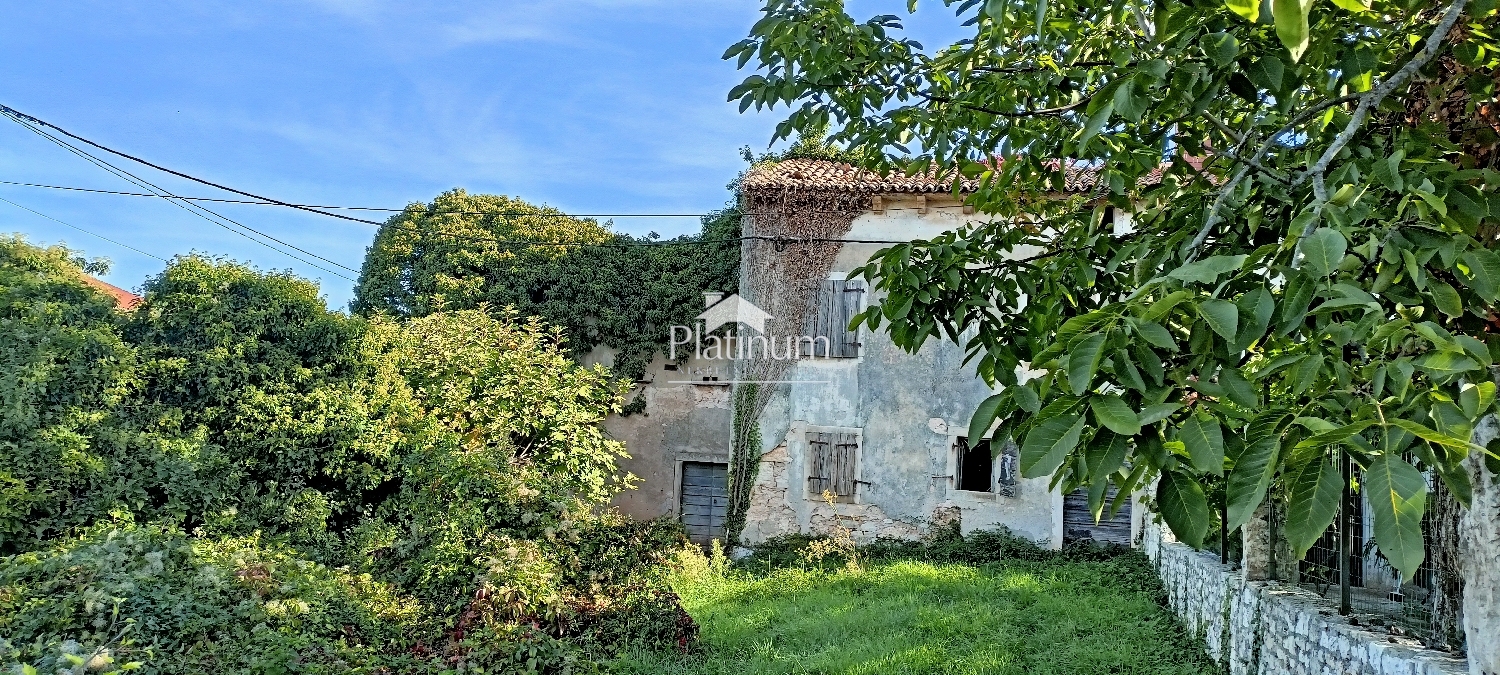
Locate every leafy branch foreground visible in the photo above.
<box><xmin>613</xmin><ymin>530</ymin><xmax>1218</xmax><ymax>675</ymax></box>
<box><xmin>730</xmin><ymin>0</ymin><xmax>1500</xmax><ymax>580</ymax></box>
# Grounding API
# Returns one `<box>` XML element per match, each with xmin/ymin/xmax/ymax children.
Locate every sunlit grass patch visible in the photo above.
<box><xmin>611</xmin><ymin>540</ymin><xmax>1214</xmax><ymax>675</ymax></box>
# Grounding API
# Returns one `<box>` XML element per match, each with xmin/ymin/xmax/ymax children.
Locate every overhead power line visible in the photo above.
<box><xmin>0</xmin><ymin>195</ymin><xmax>168</xmax><ymax>262</ymax></box>
<box><xmin>0</xmin><ymin>103</ymin><xmax>928</xmax><ymax>261</ymax></box>
<box><xmin>0</xmin><ymin>106</ymin><xmax>358</xmax><ymax>280</ymax></box>
<box><xmin>0</xmin><ymin>180</ymin><xmax>712</xmax><ymax>218</ymax></box>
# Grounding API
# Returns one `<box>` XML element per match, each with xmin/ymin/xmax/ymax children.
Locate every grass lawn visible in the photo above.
<box><xmin>610</xmin><ymin>536</ymin><xmax>1217</xmax><ymax>675</ymax></box>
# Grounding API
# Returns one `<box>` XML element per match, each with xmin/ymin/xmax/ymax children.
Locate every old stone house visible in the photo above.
<box><xmin>729</xmin><ymin>157</ymin><xmax>1141</xmax><ymax>547</ymax></box>
<box><xmin>603</xmin><ymin>157</ymin><xmax>1138</xmax><ymax>548</ymax></box>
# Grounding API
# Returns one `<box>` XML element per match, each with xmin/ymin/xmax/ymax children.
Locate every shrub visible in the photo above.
<box><xmin>0</xmin><ymin>522</ymin><xmax>435</xmax><ymax>674</ymax></box>
<box><xmin>0</xmin><ymin>244</ymin><xmax>697</xmax><ymax>673</ymax></box>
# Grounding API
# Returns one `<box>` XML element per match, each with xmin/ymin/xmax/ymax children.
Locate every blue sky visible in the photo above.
<box><xmin>0</xmin><ymin>1</ymin><xmax>962</xmax><ymax>309</ymax></box>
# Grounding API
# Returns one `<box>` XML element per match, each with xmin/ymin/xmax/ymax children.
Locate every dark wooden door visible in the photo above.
<box><xmin>1063</xmin><ymin>487</ymin><xmax>1133</xmax><ymax>546</ymax></box>
<box><xmin>680</xmin><ymin>462</ymin><xmax>729</xmax><ymax>544</ymax></box>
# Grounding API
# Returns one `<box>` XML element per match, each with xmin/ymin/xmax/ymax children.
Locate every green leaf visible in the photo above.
<box><xmin>1461</xmin><ymin>380</ymin><xmax>1496</xmax><ymax>419</ymax></box>
<box><xmin>1068</xmin><ymin>333</ymin><xmax>1108</xmax><ymax>394</ymax></box>
<box><xmin>1088</xmin><ymin>430</ymin><xmax>1130</xmax><ymax>479</ymax></box>
<box><xmin>968</xmin><ymin>392</ymin><xmax>1008</xmax><ymax>443</ymax></box>
<box><xmin>1138</xmin><ymin>402</ymin><xmax>1180</xmax><ymax>426</ymax></box>
<box><xmin>1296</xmin><ymin>420</ymin><xmax>1375</xmax><ymax>448</ymax></box>
<box><xmin>1011</xmin><ymin>382</ymin><xmax>1041</xmax><ymax>413</ymax></box>
<box><xmin>1284</xmin><ymin>454</ymin><xmax>1342</xmax><ymax>559</ymax></box>
<box><xmin>1142</xmin><ymin>290</ymin><xmax>1191</xmax><ymax>322</ymax></box>
<box><xmin>1300</xmin><ymin>228</ymin><xmax>1346</xmax><ymax>277</ymax></box>
<box><xmin>1197</xmin><ymin>299</ymin><xmax>1239</xmax><ymax>341</ymax></box>
<box><xmin>1133</xmin><ymin>320</ymin><xmax>1178</xmax><ymax>351</ymax></box>
<box><xmin>1180</xmin><ymin>414</ymin><xmax>1225</xmax><ymax>475</ymax></box>
<box><xmin>1234</xmin><ymin>286</ymin><xmax>1275</xmax><ymax>351</ymax></box>
<box><xmin>1219</xmin><ymin>366</ymin><xmax>1259</xmax><ymax>408</ymax></box>
<box><xmin>1079</xmin><ymin>101</ymin><xmax>1115</xmax><ymax>149</ymax></box>
<box><xmin>1387</xmin><ymin>418</ymin><xmax>1478</xmax><ymax>453</ymax></box>
<box><xmin>1203</xmin><ymin>32</ymin><xmax>1240</xmax><ymax>67</ymax></box>
<box><xmin>1278</xmin><ymin>268</ymin><xmax>1316</xmax><ymax>335</ymax></box>
<box><xmin>1114</xmin><ymin>348</ymin><xmax>1149</xmax><ymax>391</ymax></box>
<box><xmin>1225</xmin><ymin>437</ymin><xmax>1279</xmax><ymax>532</ymax></box>
<box><xmin>1459</xmin><ymin>248</ymin><xmax>1500</xmax><ymax>302</ymax></box>
<box><xmin>1414</xmin><ymin>351</ymin><xmax>1480</xmax><ymax>379</ymax></box>
<box><xmin>1271</xmin><ymin>0</ymin><xmax>1313</xmax><ymax>62</ymax></box>
<box><xmin>1224</xmin><ymin>0</ymin><xmax>1259</xmax><ymax>22</ymax></box>
<box><xmin>1157</xmin><ymin>471</ymin><xmax>1210</xmax><ymax>548</ymax></box>
<box><xmin>1365</xmin><ymin>454</ymin><xmax>1428</xmax><ymax>579</ymax></box>
<box><xmin>1429</xmin><ymin>280</ymin><xmax>1463</xmax><ymax>319</ymax></box>
<box><xmin>1167</xmin><ymin>255</ymin><xmax>1247</xmax><ymax>285</ymax></box>
<box><xmin>1091</xmin><ymin>394</ymin><xmax>1142</xmax><ymax>435</ymax></box>
<box><xmin>1327</xmin><ymin>0</ymin><xmax>1369</xmax><ymax>10</ymax></box>
<box><xmin>1020</xmin><ymin>414</ymin><xmax>1086</xmax><ymax>478</ymax></box>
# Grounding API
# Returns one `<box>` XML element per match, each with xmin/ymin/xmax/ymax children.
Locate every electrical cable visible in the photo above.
<box><xmin>0</xmin><ymin>180</ymin><xmax>711</xmax><ymax>217</ymax></box>
<box><xmin>0</xmin><ymin>194</ymin><xmax>168</xmax><ymax>262</ymax></box>
<box><xmin>0</xmin><ymin>103</ymin><xmax>939</xmax><ymax>257</ymax></box>
<box><xmin>0</xmin><ymin>109</ymin><xmax>359</xmax><ymax>279</ymax></box>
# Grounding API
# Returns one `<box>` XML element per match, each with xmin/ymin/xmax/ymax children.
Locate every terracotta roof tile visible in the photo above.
<box><xmin>82</xmin><ymin>276</ymin><xmax>142</xmax><ymax>311</ymax></box>
<box><xmin>741</xmin><ymin>158</ymin><xmax>1169</xmax><ymax>195</ymax></box>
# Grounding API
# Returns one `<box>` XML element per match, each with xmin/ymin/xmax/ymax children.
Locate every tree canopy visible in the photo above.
<box><xmin>730</xmin><ymin>0</ymin><xmax>1500</xmax><ymax>577</ymax></box>
<box><xmin>352</xmin><ymin>189</ymin><xmax>741</xmax><ymax>380</ymax></box>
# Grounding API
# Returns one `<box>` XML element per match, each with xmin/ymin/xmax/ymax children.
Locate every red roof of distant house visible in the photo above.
<box><xmin>740</xmin><ymin>157</ymin><xmax>1174</xmax><ymax>194</ymax></box>
<box><xmin>83</xmin><ymin>276</ymin><xmax>142</xmax><ymax>311</ymax></box>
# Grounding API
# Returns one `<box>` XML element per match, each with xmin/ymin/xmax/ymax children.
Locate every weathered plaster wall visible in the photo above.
<box><xmin>601</xmin><ymin>349</ymin><xmax>733</xmax><ymax>521</ymax></box>
<box><xmin>742</xmin><ymin>195</ymin><xmax>1061</xmax><ymax>545</ymax></box>
<box><xmin>1144</xmin><ymin>518</ymin><xmax>1468</xmax><ymax>675</ymax></box>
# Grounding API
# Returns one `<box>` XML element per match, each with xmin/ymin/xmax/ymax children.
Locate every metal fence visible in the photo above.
<box><xmin>1294</xmin><ymin>451</ymin><xmax>1445</xmax><ymax>648</ymax></box>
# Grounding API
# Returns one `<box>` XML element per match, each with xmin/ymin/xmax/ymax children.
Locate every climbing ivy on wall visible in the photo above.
<box><xmin>353</xmin><ymin>190</ymin><xmax>741</xmax><ymax>381</ymax></box>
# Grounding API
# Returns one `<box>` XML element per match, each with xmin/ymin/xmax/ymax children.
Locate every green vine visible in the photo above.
<box><xmin>724</xmin><ymin>383</ymin><xmax>762</xmax><ymax>546</ymax></box>
<box><xmin>352</xmin><ymin>191</ymin><xmax>741</xmax><ymax>381</ymax></box>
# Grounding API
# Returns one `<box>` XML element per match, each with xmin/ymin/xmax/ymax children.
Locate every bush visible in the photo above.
<box><xmin>0</xmin><ymin>242</ymin><xmax>697</xmax><ymax>673</ymax></box>
<box><xmin>0</xmin><ymin>523</ymin><xmax>432</xmax><ymax>674</ymax></box>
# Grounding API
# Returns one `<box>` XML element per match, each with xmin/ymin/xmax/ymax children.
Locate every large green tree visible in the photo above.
<box><xmin>352</xmin><ymin>190</ymin><xmax>741</xmax><ymax>380</ymax></box>
<box><xmin>729</xmin><ymin>0</ymin><xmax>1499</xmax><ymax>578</ymax></box>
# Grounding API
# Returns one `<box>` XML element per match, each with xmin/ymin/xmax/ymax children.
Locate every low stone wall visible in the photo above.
<box><xmin>1143</xmin><ymin>520</ymin><xmax>1468</xmax><ymax>675</ymax></box>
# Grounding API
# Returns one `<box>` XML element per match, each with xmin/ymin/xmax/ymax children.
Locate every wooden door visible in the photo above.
<box><xmin>1063</xmin><ymin>487</ymin><xmax>1133</xmax><ymax>546</ymax></box>
<box><xmin>680</xmin><ymin>462</ymin><xmax>729</xmax><ymax>544</ymax></box>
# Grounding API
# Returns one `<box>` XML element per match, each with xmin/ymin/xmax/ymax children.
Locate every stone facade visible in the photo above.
<box><xmin>739</xmin><ymin>444</ymin><xmax>931</xmax><ymax>543</ymax></box>
<box><xmin>1144</xmin><ymin>519</ymin><xmax>1468</xmax><ymax>675</ymax></box>
<box><xmin>737</xmin><ymin>194</ymin><xmax>1067</xmax><ymax>548</ymax></box>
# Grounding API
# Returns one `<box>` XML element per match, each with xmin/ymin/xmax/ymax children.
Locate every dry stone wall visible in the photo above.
<box><xmin>1144</xmin><ymin>520</ymin><xmax>1468</xmax><ymax>675</ymax></box>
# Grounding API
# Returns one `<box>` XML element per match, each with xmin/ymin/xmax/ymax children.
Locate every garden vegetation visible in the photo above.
<box><xmin>0</xmin><ymin>236</ymin><xmax>693</xmax><ymax>674</ymax></box>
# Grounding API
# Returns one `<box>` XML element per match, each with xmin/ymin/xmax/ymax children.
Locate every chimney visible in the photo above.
<box><xmin>703</xmin><ymin>291</ymin><xmax>724</xmax><ymax>308</ymax></box>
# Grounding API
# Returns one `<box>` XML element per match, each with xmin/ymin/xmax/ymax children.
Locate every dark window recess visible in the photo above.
<box><xmin>664</xmin><ymin>364</ymin><xmax>679</xmax><ymax>371</ymax></box>
<box><xmin>680</xmin><ymin>462</ymin><xmax>729</xmax><ymax>544</ymax></box>
<box><xmin>802</xmin><ymin>280</ymin><xmax>864</xmax><ymax>358</ymax></box>
<box><xmin>956</xmin><ymin>437</ymin><xmax>993</xmax><ymax>492</ymax></box>
<box><xmin>956</xmin><ymin>436</ymin><xmax>1019</xmax><ymax>496</ymax></box>
<box><xmin>807</xmin><ymin>432</ymin><xmax>859</xmax><ymax>503</ymax></box>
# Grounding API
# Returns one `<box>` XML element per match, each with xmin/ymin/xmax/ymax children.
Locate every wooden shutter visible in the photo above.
<box><xmin>807</xmin><ymin>432</ymin><xmax>858</xmax><ymax>503</ymax></box>
<box><xmin>804</xmin><ymin>280</ymin><xmax>863</xmax><ymax>358</ymax></box>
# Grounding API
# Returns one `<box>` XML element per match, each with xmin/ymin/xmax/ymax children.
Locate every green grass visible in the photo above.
<box><xmin>609</xmin><ymin>543</ymin><xmax>1216</xmax><ymax>675</ymax></box>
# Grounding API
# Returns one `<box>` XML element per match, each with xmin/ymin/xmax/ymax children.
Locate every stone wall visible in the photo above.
<box><xmin>1143</xmin><ymin>520</ymin><xmax>1468</xmax><ymax>675</ymax></box>
<box><xmin>739</xmin><ymin>443</ymin><xmax>937</xmax><ymax>543</ymax></box>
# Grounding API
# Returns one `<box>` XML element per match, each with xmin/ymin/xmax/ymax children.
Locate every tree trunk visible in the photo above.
<box><xmin>1464</xmin><ymin>414</ymin><xmax>1500</xmax><ymax>675</ymax></box>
